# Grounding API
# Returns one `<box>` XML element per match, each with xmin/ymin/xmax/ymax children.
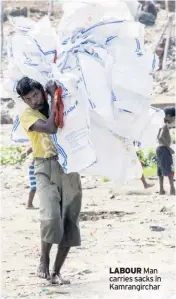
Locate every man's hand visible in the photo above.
<box><xmin>170</xmin><ymin>148</ymin><xmax>175</xmax><ymax>155</ymax></box>
<box><xmin>21</xmin><ymin>147</ymin><xmax>32</xmax><ymax>159</ymax></box>
<box><xmin>45</xmin><ymin>80</ymin><xmax>57</xmax><ymax>97</ymax></box>
<box><xmin>21</xmin><ymin>152</ymin><xmax>27</xmax><ymax>160</ymax></box>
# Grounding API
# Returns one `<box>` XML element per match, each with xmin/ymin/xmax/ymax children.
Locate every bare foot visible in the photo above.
<box><xmin>51</xmin><ymin>273</ymin><xmax>70</xmax><ymax>285</ymax></box>
<box><xmin>26</xmin><ymin>205</ymin><xmax>38</xmax><ymax>210</ymax></box>
<box><xmin>37</xmin><ymin>258</ymin><xmax>50</xmax><ymax>280</ymax></box>
<box><xmin>159</xmin><ymin>190</ymin><xmax>166</xmax><ymax>195</ymax></box>
<box><xmin>170</xmin><ymin>188</ymin><xmax>175</xmax><ymax>196</ymax></box>
<box><xmin>144</xmin><ymin>183</ymin><xmax>155</xmax><ymax>189</ymax></box>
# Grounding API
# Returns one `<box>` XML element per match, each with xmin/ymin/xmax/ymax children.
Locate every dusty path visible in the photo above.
<box><xmin>1</xmin><ymin>125</ymin><xmax>176</xmax><ymax>299</ymax></box>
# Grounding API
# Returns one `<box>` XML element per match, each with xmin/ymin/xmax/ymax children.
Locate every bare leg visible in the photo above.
<box><xmin>37</xmin><ymin>240</ymin><xmax>52</xmax><ymax>279</ymax></box>
<box><xmin>168</xmin><ymin>175</ymin><xmax>175</xmax><ymax>195</ymax></box>
<box><xmin>26</xmin><ymin>190</ymin><xmax>38</xmax><ymax>209</ymax></box>
<box><xmin>51</xmin><ymin>247</ymin><xmax>70</xmax><ymax>284</ymax></box>
<box><xmin>159</xmin><ymin>176</ymin><xmax>165</xmax><ymax>195</ymax></box>
<box><xmin>141</xmin><ymin>174</ymin><xmax>154</xmax><ymax>189</ymax></box>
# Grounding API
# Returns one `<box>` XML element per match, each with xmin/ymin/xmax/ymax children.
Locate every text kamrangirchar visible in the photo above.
<box><xmin>109</xmin><ymin>283</ymin><xmax>160</xmax><ymax>291</ymax></box>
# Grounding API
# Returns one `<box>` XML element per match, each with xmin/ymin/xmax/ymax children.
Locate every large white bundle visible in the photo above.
<box><xmin>29</xmin><ymin>16</ymin><xmax>57</xmax><ymax>65</ymax></box>
<box><xmin>139</xmin><ymin>107</ymin><xmax>165</xmax><ymax>151</ymax></box>
<box><xmin>8</xmin><ymin>15</ymin><xmax>36</xmax><ymax>32</ymax></box>
<box><xmin>78</xmin><ymin>52</ymin><xmax>114</xmax><ymax>120</ymax></box>
<box><xmin>3</xmin><ymin>2</ymin><xmax>161</xmax><ymax>184</ymax></box>
<box><xmin>57</xmin><ymin>1</ymin><xmax>133</xmax><ymax>43</ymax></box>
<box><xmin>54</xmin><ymin>77</ymin><xmax>97</xmax><ymax>173</ymax></box>
<box><xmin>11</xmin><ymin>115</ymin><xmax>29</xmax><ymax>143</ymax></box>
<box><xmin>83</xmin><ymin>111</ymin><xmax>143</xmax><ymax>184</ymax></box>
<box><xmin>4</xmin><ymin>16</ymin><xmax>55</xmax><ymax>93</ymax></box>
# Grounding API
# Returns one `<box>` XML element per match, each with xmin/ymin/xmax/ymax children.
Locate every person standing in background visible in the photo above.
<box><xmin>21</xmin><ymin>147</ymin><xmax>37</xmax><ymax>209</ymax></box>
<box><xmin>138</xmin><ymin>0</ymin><xmax>157</xmax><ymax>26</ymax></box>
<box><xmin>156</xmin><ymin>106</ymin><xmax>175</xmax><ymax>195</ymax></box>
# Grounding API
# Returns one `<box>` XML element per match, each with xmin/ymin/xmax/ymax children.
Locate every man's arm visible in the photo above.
<box><xmin>158</xmin><ymin>126</ymin><xmax>174</xmax><ymax>154</ymax></box>
<box><xmin>26</xmin><ymin>147</ymin><xmax>33</xmax><ymax>155</ymax></box>
<box><xmin>30</xmin><ymin>81</ymin><xmax>57</xmax><ymax>134</ymax></box>
<box><xmin>21</xmin><ymin>146</ymin><xmax>33</xmax><ymax>159</ymax></box>
<box><xmin>30</xmin><ymin>106</ymin><xmax>57</xmax><ymax>134</ymax></box>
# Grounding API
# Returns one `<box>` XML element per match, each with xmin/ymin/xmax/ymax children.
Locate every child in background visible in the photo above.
<box><xmin>12</xmin><ymin>116</ymin><xmax>37</xmax><ymax>209</ymax></box>
<box><xmin>12</xmin><ymin>115</ymin><xmax>61</xmax><ymax>210</ymax></box>
<box><xmin>156</xmin><ymin>106</ymin><xmax>175</xmax><ymax>195</ymax></box>
<box><xmin>21</xmin><ymin>147</ymin><xmax>37</xmax><ymax>209</ymax></box>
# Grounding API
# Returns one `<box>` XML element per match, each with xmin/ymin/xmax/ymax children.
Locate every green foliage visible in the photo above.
<box><xmin>147</xmin><ymin>148</ymin><xmax>157</xmax><ymax>166</ymax></box>
<box><xmin>103</xmin><ymin>177</ymin><xmax>110</xmax><ymax>182</ymax></box>
<box><xmin>0</xmin><ymin>146</ymin><xmax>24</xmax><ymax>165</ymax></box>
<box><xmin>143</xmin><ymin>164</ymin><xmax>157</xmax><ymax>177</ymax></box>
<box><xmin>170</xmin><ymin>129</ymin><xmax>175</xmax><ymax>144</ymax></box>
<box><xmin>137</xmin><ymin>148</ymin><xmax>157</xmax><ymax>168</ymax></box>
<box><xmin>137</xmin><ymin>149</ymin><xmax>146</xmax><ymax>163</ymax></box>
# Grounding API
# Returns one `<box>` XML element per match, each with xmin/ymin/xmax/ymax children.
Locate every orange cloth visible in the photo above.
<box><xmin>53</xmin><ymin>50</ymin><xmax>64</xmax><ymax>128</ymax></box>
<box><xmin>54</xmin><ymin>86</ymin><xmax>64</xmax><ymax>128</ymax></box>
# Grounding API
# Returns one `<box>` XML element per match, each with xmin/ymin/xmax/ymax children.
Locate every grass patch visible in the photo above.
<box><xmin>143</xmin><ymin>164</ymin><xmax>157</xmax><ymax>177</ymax></box>
<box><xmin>0</xmin><ymin>146</ymin><xmax>24</xmax><ymax>165</ymax></box>
<box><xmin>170</xmin><ymin>128</ymin><xmax>175</xmax><ymax>144</ymax></box>
<box><xmin>103</xmin><ymin>177</ymin><xmax>110</xmax><ymax>182</ymax></box>
<box><xmin>143</xmin><ymin>164</ymin><xmax>176</xmax><ymax>178</ymax></box>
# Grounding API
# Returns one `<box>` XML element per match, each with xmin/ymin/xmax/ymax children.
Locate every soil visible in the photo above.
<box><xmin>1</xmin><ymin>125</ymin><xmax>176</xmax><ymax>299</ymax></box>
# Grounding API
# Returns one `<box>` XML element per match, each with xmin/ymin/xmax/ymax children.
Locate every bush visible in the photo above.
<box><xmin>170</xmin><ymin>129</ymin><xmax>175</xmax><ymax>144</ymax></box>
<box><xmin>147</xmin><ymin>148</ymin><xmax>157</xmax><ymax>166</ymax></box>
<box><xmin>137</xmin><ymin>148</ymin><xmax>157</xmax><ymax>168</ymax></box>
<box><xmin>0</xmin><ymin>146</ymin><xmax>23</xmax><ymax>165</ymax></box>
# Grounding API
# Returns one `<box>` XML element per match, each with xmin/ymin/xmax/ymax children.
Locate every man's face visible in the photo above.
<box><xmin>23</xmin><ymin>88</ymin><xmax>45</xmax><ymax>110</ymax></box>
<box><xmin>165</xmin><ymin>115</ymin><xmax>175</xmax><ymax>124</ymax></box>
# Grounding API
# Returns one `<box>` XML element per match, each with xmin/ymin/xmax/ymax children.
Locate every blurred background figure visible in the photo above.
<box><xmin>138</xmin><ymin>0</ymin><xmax>158</xmax><ymax>26</ymax></box>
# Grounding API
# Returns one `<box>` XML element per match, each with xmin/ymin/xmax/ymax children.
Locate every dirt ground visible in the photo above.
<box><xmin>1</xmin><ymin>2</ymin><xmax>176</xmax><ymax>298</ymax></box>
<box><xmin>1</xmin><ymin>125</ymin><xmax>176</xmax><ymax>299</ymax></box>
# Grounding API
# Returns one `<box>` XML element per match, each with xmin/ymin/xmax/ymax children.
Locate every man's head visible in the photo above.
<box><xmin>16</xmin><ymin>77</ymin><xmax>46</xmax><ymax>111</ymax></box>
<box><xmin>145</xmin><ymin>0</ymin><xmax>154</xmax><ymax>4</ymax></box>
<box><xmin>164</xmin><ymin>106</ymin><xmax>175</xmax><ymax>124</ymax></box>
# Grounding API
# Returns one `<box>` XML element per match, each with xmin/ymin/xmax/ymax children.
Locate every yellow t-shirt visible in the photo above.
<box><xmin>20</xmin><ymin>108</ymin><xmax>57</xmax><ymax>158</ymax></box>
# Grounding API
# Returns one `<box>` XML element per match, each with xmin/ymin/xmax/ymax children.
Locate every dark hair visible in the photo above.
<box><xmin>164</xmin><ymin>106</ymin><xmax>175</xmax><ymax>117</ymax></box>
<box><xmin>16</xmin><ymin>76</ymin><xmax>49</xmax><ymax>118</ymax></box>
<box><xmin>16</xmin><ymin>77</ymin><xmax>44</xmax><ymax>97</ymax></box>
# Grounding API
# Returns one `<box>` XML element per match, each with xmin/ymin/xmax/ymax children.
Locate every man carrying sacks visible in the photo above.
<box><xmin>17</xmin><ymin>76</ymin><xmax>82</xmax><ymax>284</ymax></box>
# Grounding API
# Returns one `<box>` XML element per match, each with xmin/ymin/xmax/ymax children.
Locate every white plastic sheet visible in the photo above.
<box><xmin>83</xmin><ymin>111</ymin><xmax>143</xmax><ymax>183</ymax></box>
<box><xmin>55</xmin><ymin>80</ymin><xmax>97</xmax><ymax>173</ymax></box>
<box><xmin>3</xmin><ymin>3</ymin><xmax>162</xmax><ymax>184</ymax></box>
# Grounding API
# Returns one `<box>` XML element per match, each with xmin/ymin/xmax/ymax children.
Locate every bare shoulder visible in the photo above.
<box><xmin>160</xmin><ymin>124</ymin><xmax>168</xmax><ymax>132</ymax></box>
<box><xmin>158</xmin><ymin>124</ymin><xmax>167</xmax><ymax>138</ymax></box>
